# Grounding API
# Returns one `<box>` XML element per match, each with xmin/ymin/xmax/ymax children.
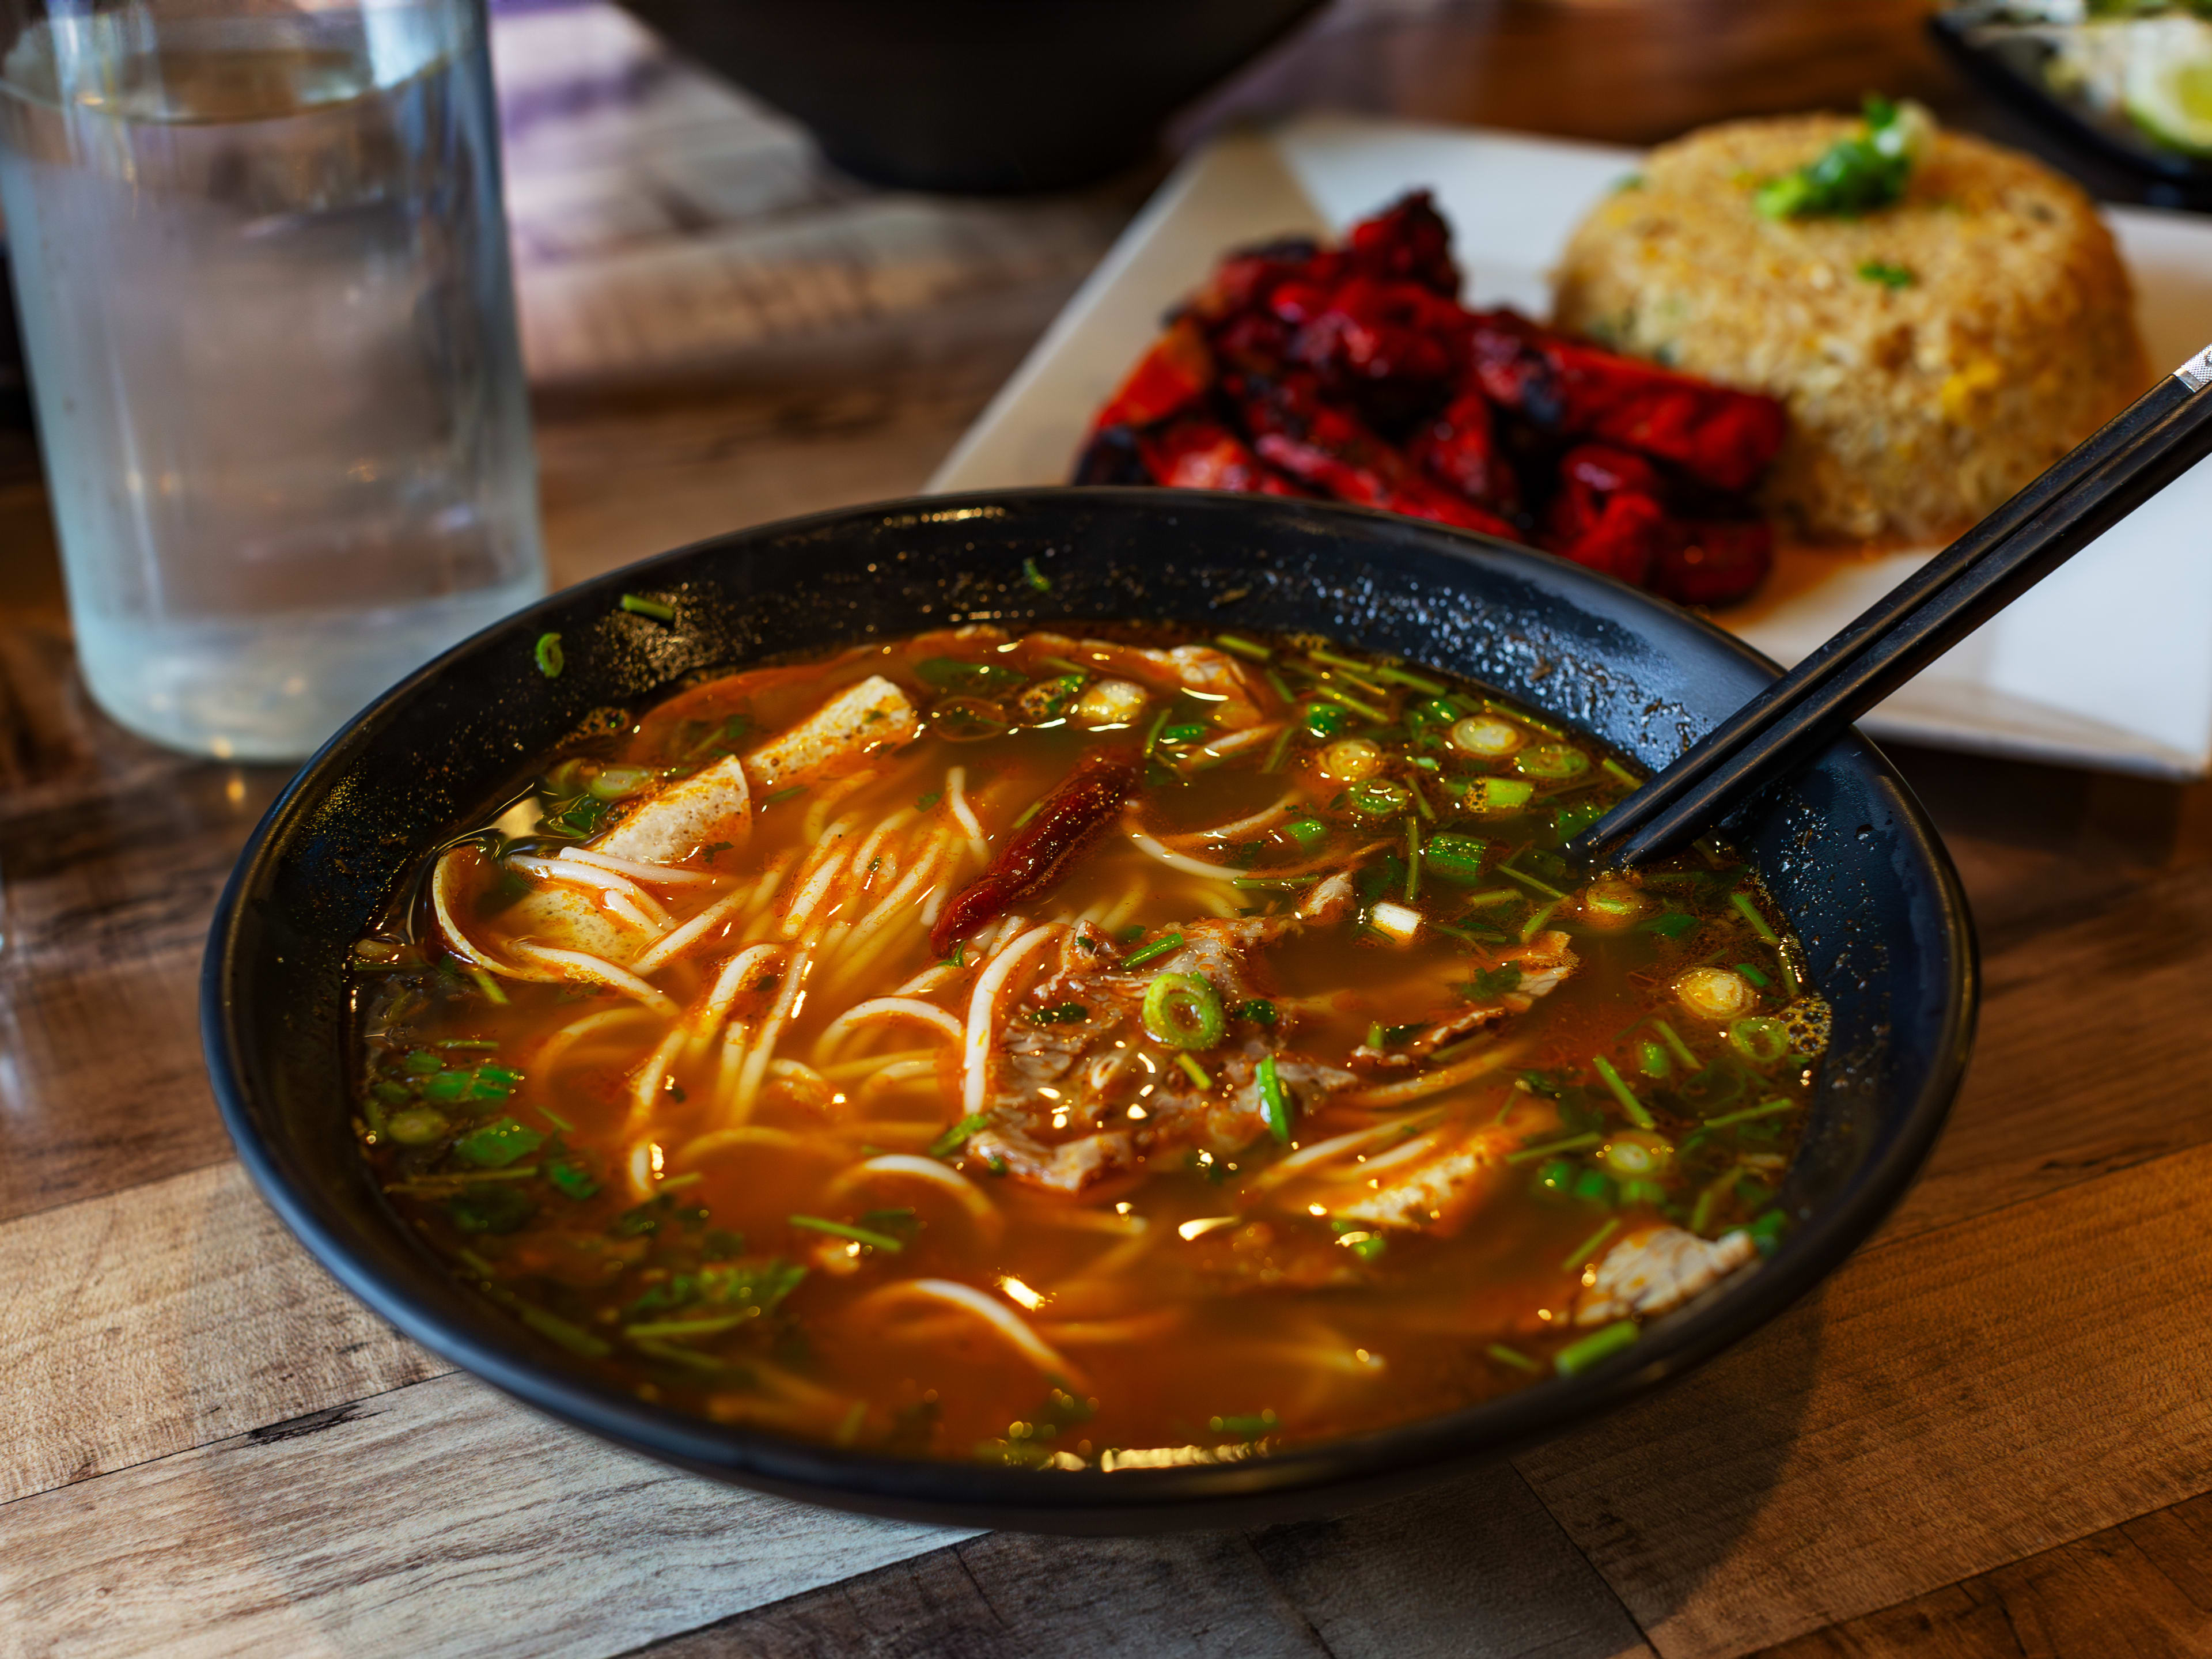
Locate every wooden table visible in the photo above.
<box><xmin>5</xmin><ymin>3</ymin><xmax>2210</xmax><ymax>1653</ymax></box>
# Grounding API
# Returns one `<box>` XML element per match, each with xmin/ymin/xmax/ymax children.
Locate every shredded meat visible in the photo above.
<box><xmin>957</xmin><ymin>891</ymin><xmax>1358</xmax><ymax>1194</ymax></box>
<box><xmin>1349</xmin><ymin>929</ymin><xmax>1580</xmax><ymax>1071</ymax></box>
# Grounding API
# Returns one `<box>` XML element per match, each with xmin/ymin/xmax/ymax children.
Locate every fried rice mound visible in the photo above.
<box><xmin>1552</xmin><ymin>115</ymin><xmax>2147</xmax><ymax>546</ymax></box>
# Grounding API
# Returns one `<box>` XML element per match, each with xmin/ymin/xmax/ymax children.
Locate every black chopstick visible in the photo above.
<box><xmin>1567</xmin><ymin>343</ymin><xmax>2212</xmax><ymax>872</ymax></box>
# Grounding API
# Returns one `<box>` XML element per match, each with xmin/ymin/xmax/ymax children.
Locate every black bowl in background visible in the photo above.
<box><xmin>612</xmin><ymin>0</ymin><xmax>1327</xmax><ymax>193</ymax></box>
<box><xmin>203</xmin><ymin>488</ymin><xmax>1975</xmax><ymax>1533</ymax></box>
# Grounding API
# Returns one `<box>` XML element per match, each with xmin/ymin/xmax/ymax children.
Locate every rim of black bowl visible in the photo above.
<box><xmin>203</xmin><ymin>487</ymin><xmax>1976</xmax><ymax>1532</ymax></box>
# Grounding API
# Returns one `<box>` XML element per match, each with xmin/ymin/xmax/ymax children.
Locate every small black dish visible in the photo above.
<box><xmin>612</xmin><ymin>0</ymin><xmax>1327</xmax><ymax>194</ymax></box>
<box><xmin>203</xmin><ymin>488</ymin><xmax>1975</xmax><ymax>1534</ymax></box>
<box><xmin>1930</xmin><ymin>8</ymin><xmax>2212</xmax><ymax>210</ymax></box>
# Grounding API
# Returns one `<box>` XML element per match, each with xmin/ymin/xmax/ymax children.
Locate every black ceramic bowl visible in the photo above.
<box><xmin>204</xmin><ymin>489</ymin><xmax>1975</xmax><ymax>1533</ymax></box>
<box><xmin>613</xmin><ymin>0</ymin><xmax>1327</xmax><ymax>193</ymax></box>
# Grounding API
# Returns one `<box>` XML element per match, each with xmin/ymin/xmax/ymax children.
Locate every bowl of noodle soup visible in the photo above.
<box><xmin>203</xmin><ymin>488</ymin><xmax>1972</xmax><ymax>1532</ymax></box>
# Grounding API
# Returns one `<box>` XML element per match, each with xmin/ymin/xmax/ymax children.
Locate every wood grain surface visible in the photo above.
<box><xmin>4</xmin><ymin>3</ymin><xmax>2209</xmax><ymax>1656</ymax></box>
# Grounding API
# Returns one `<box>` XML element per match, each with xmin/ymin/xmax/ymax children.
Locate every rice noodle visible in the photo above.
<box><xmin>1319</xmin><ymin>1126</ymin><xmax>1445</xmax><ymax>1182</ymax></box>
<box><xmin>817</xmin><ymin>1046</ymin><xmax>934</xmax><ymax>1083</ymax></box>
<box><xmin>626</xmin><ymin>1138</ymin><xmax>658</xmax><ymax>1200</ymax></box>
<box><xmin>815</xmin><ymin>997</ymin><xmax>965</xmax><ymax>1063</ymax></box>
<box><xmin>779</xmin><ymin>847</ymin><xmax>851</xmax><ymax>938</ymax></box>
<box><xmin>738</xmin><ymin>849</ymin><xmax>800</xmax><ymax>925</ymax></box>
<box><xmin>849</xmin><ymin>1278</ymin><xmax>1082</xmax><ymax>1384</ymax></box>
<box><xmin>1037</xmin><ymin>1308</ymin><xmax>1185</xmax><ymax>1345</ymax></box>
<box><xmin>624</xmin><ymin>1026</ymin><xmax>687</xmax><ymax>1132</ymax></box>
<box><xmin>733</xmin><ymin>933</ymin><xmax>817</xmax><ymax>1118</ymax></box>
<box><xmin>856</xmin><ymin>1057</ymin><xmax>945</xmax><ymax>1104</ymax></box>
<box><xmin>1098</xmin><ymin>881</ymin><xmax>1149</xmax><ymax>935</ymax></box>
<box><xmin>558</xmin><ymin>847</ymin><xmax>726</xmax><ymax>885</ymax></box>
<box><xmin>712</xmin><ymin>1021</ymin><xmax>749</xmax><ymax>1112</ymax></box>
<box><xmin>684</xmin><ymin>942</ymin><xmax>783</xmax><ymax>1048</ymax></box>
<box><xmin>961</xmin><ymin>923</ymin><xmax>1062</xmax><ymax>1118</ymax></box>
<box><xmin>825</xmin><ymin>1154</ymin><xmax>1003</xmax><ymax>1240</ymax></box>
<box><xmin>1180</xmin><ymin>721</ymin><xmax>1286</xmax><ymax>771</ymax></box>
<box><xmin>945</xmin><ymin>766</ymin><xmax>989</xmax><ymax>865</ymax></box>
<box><xmin>766</xmin><ymin>1058</ymin><xmax>834</xmax><ymax>1109</ymax></box>
<box><xmin>800</xmin><ymin>771</ymin><xmax>880</xmax><ymax>844</ymax></box>
<box><xmin>892</xmin><ymin>963</ymin><xmax>961</xmax><ymax>998</ymax></box>
<box><xmin>1340</xmin><ymin>1041</ymin><xmax>1526</xmax><ymax>1108</ymax></box>
<box><xmin>1124</xmin><ymin>829</ymin><xmax>1243</xmax><ymax>880</ymax></box>
<box><xmin>506</xmin><ymin>941</ymin><xmax>681</xmax><ymax>1017</ymax></box>
<box><xmin>527</xmin><ymin>1005</ymin><xmax>658</xmax><ymax>1075</ymax></box>
<box><xmin>1157</xmin><ymin>794</ymin><xmax>1299</xmax><ymax>849</ymax></box>
<box><xmin>677</xmin><ymin>1124</ymin><xmax>839</xmax><ymax>1164</ymax></box>
<box><xmin>1245</xmin><ymin>1120</ymin><xmax>1428</xmax><ymax>1195</ymax></box>
<box><xmin>846</xmin><ymin>808</ymin><xmax>915</xmax><ymax>899</ymax></box>
<box><xmin>628</xmin><ymin>884</ymin><xmax>756</xmax><ymax>976</ymax></box>
<box><xmin>506</xmin><ymin>855</ymin><xmax>676</xmax><ymax>929</ymax></box>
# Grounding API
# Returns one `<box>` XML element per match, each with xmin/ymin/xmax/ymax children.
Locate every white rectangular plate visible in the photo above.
<box><xmin>930</xmin><ymin>113</ymin><xmax>2212</xmax><ymax>778</ymax></box>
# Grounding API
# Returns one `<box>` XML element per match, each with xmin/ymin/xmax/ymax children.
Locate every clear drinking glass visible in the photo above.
<box><xmin>0</xmin><ymin>0</ymin><xmax>544</xmax><ymax>761</ymax></box>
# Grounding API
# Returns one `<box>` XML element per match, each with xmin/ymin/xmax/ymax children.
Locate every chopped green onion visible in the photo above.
<box><xmin>789</xmin><ymin>1214</ymin><xmax>905</xmax><ymax>1252</ymax></box>
<box><xmin>1518</xmin><ymin>900</ymin><xmax>1562</xmax><ymax>943</ymax></box>
<box><xmin>1651</xmin><ymin>1018</ymin><xmax>1702</xmax><ymax>1072</ymax></box>
<box><xmin>437</xmin><ymin>1038</ymin><xmax>500</xmax><ymax>1051</ymax></box>
<box><xmin>1600</xmin><ymin>756</ymin><xmax>1639</xmax><ymax>788</ymax></box>
<box><xmin>1142</xmin><ymin>707</ymin><xmax>1172</xmax><ymax>755</ymax></box>
<box><xmin>1590</xmin><ymin>1056</ymin><xmax>1657</xmax><ymax>1130</ymax></box>
<box><xmin>1554</xmin><ymin>1319</ymin><xmax>1639</xmax><ymax>1376</ymax></box>
<box><xmin>1309</xmin><ymin>681</ymin><xmax>1389</xmax><ymax>724</ymax></box>
<box><xmin>1348</xmin><ymin>779</ymin><xmax>1411</xmax><ymax>818</ymax></box>
<box><xmin>1423</xmin><ymin>833</ymin><xmax>1488</xmax><ymax>884</ymax></box>
<box><xmin>1215</xmin><ymin>633</ymin><xmax>1272</xmax><ymax>662</ymax></box>
<box><xmin>1122</xmin><ymin>931</ymin><xmax>1184</xmax><ymax>969</ymax></box>
<box><xmin>1240</xmin><ymin>999</ymin><xmax>1278</xmax><ymax>1027</ymax></box>
<box><xmin>619</xmin><ymin>592</ymin><xmax>676</xmax><ymax>623</ymax></box>
<box><xmin>1263</xmin><ymin>724</ymin><xmax>1296</xmax><ymax>772</ymax></box>
<box><xmin>1404</xmin><ymin>818</ymin><xmax>1422</xmax><ymax>903</ymax></box>
<box><xmin>533</xmin><ymin>632</ymin><xmax>565</xmax><ymax>677</ymax></box>
<box><xmin>1028</xmin><ymin>1002</ymin><xmax>1089</xmax><ymax>1026</ymax></box>
<box><xmin>1022</xmin><ymin>556</ymin><xmax>1052</xmax><ymax>592</ymax></box>
<box><xmin>1457</xmin><ymin>886</ymin><xmax>1520</xmax><ymax>908</ymax></box>
<box><xmin>1734</xmin><ymin>961</ymin><xmax>1772</xmax><ymax>988</ymax></box>
<box><xmin>1563</xmin><ymin>1216</ymin><xmax>1622</xmax><ymax>1272</ymax></box>
<box><xmin>1495</xmin><ymin>861</ymin><xmax>1566</xmax><ymax>902</ymax></box>
<box><xmin>1506</xmin><ymin>1130</ymin><xmax>1604</xmax><ymax>1166</ymax></box>
<box><xmin>1160</xmin><ymin>722</ymin><xmax>1208</xmax><ymax>744</ymax></box>
<box><xmin>1258</xmin><ymin>1054</ymin><xmax>1291</xmax><ymax>1143</ymax></box>
<box><xmin>1142</xmin><ymin>972</ymin><xmax>1225</xmax><ymax>1049</ymax></box>
<box><xmin>1642</xmin><ymin>911</ymin><xmax>1699</xmax><ymax>940</ymax></box>
<box><xmin>1371</xmin><ymin>661</ymin><xmax>1446</xmax><ymax>695</ymax></box>
<box><xmin>1177</xmin><ymin>1053</ymin><xmax>1214</xmax><ymax>1090</ymax></box>
<box><xmin>1487</xmin><ymin>1342</ymin><xmax>1540</xmax><ymax>1373</ymax></box>
<box><xmin>762</xmin><ymin>785</ymin><xmax>806</xmax><ymax>807</ymax></box>
<box><xmin>929</xmin><ymin>1113</ymin><xmax>991</xmax><ymax>1158</ymax></box>
<box><xmin>1515</xmin><ymin>744</ymin><xmax>1590</xmax><ymax>781</ymax></box>
<box><xmin>1284</xmin><ymin>815</ymin><xmax>1328</xmax><ymax>850</ymax></box>
<box><xmin>1730</xmin><ymin>891</ymin><xmax>1779</xmax><ymax>942</ymax></box>
<box><xmin>1012</xmin><ymin>798</ymin><xmax>1045</xmax><ymax>830</ymax></box>
<box><xmin>1464</xmin><ymin>777</ymin><xmax>1536</xmax><ymax>813</ymax></box>
<box><xmin>1302</xmin><ymin>702</ymin><xmax>1351</xmax><ymax>738</ymax></box>
<box><xmin>1233</xmin><ymin>875</ymin><xmax>1317</xmax><ymax>891</ymax></box>
<box><xmin>1703</xmin><ymin>1097</ymin><xmax>1795</xmax><ymax>1130</ymax></box>
<box><xmin>1485</xmin><ymin>699</ymin><xmax>1563</xmax><ymax>737</ymax></box>
<box><xmin>385</xmin><ymin>1108</ymin><xmax>450</xmax><ymax>1147</ymax></box>
<box><xmin>1638</xmin><ymin>1039</ymin><xmax>1671</xmax><ymax>1079</ymax></box>
<box><xmin>1728</xmin><ymin>1017</ymin><xmax>1792</xmax><ymax>1066</ymax></box>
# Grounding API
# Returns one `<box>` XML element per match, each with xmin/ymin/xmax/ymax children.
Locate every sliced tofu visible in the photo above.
<box><xmin>743</xmin><ymin>674</ymin><xmax>918</xmax><ymax>792</ymax></box>
<box><xmin>431</xmin><ymin>848</ymin><xmax>657</xmax><ymax>977</ymax></box>
<box><xmin>593</xmin><ymin>676</ymin><xmax>916</xmax><ymax>866</ymax></box>
<box><xmin>596</xmin><ymin>752</ymin><xmax>752</xmax><ymax>865</ymax></box>
<box><xmin>1574</xmin><ymin>1226</ymin><xmax>1757</xmax><ymax>1326</ymax></box>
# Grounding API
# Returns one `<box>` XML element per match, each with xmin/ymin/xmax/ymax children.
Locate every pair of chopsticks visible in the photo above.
<box><xmin>1568</xmin><ymin>343</ymin><xmax>2212</xmax><ymax>872</ymax></box>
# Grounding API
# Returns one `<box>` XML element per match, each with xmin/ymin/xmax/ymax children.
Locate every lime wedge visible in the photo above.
<box><xmin>2123</xmin><ymin>17</ymin><xmax>2212</xmax><ymax>157</ymax></box>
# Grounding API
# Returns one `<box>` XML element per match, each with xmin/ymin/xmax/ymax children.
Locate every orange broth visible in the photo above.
<box><xmin>351</xmin><ymin>624</ymin><xmax>1823</xmax><ymax>1466</ymax></box>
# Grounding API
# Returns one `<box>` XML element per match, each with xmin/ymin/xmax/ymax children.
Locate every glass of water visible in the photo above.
<box><xmin>0</xmin><ymin>0</ymin><xmax>543</xmax><ymax>762</ymax></box>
